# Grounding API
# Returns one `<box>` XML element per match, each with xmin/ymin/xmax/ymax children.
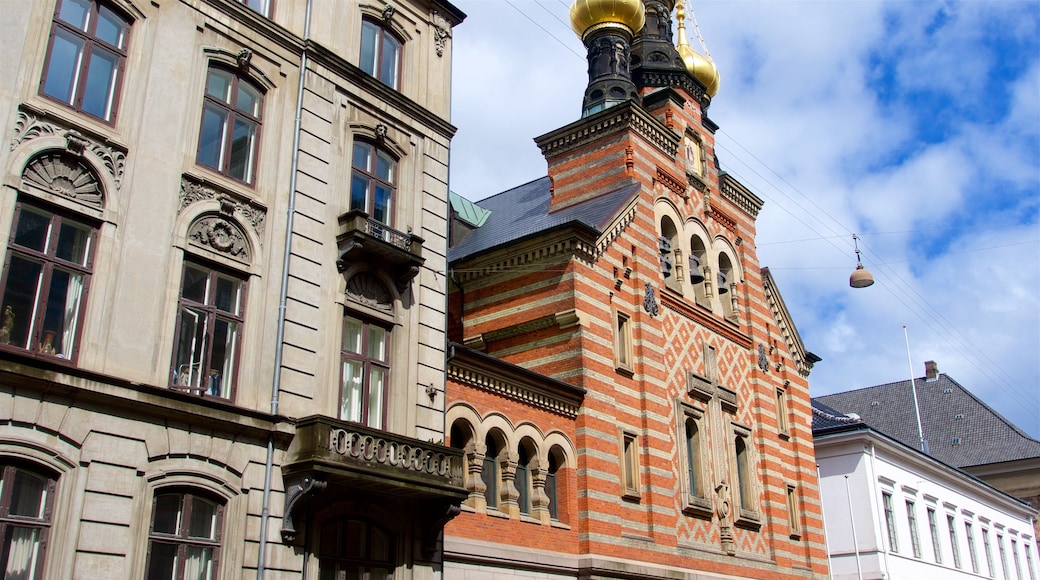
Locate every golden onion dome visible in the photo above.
<box><xmin>569</xmin><ymin>0</ymin><xmax>646</xmax><ymax>40</ymax></box>
<box><xmin>676</xmin><ymin>2</ymin><xmax>720</xmax><ymax>97</ymax></box>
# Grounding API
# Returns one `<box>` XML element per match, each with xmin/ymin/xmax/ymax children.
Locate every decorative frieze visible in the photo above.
<box><xmin>178</xmin><ymin>177</ymin><xmax>266</xmax><ymax>240</ymax></box>
<box><xmin>535</xmin><ymin>101</ymin><xmax>679</xmax><ymax>160</ymax></box>
<box><xmin>11</xmin><ymin>109</ymin><xmax>126</xmax><ymax>191</ymax></box>
<box><xmin>719</xmin><ymin>173</ymin><xmax>764</xmax><ymax>219</ymax></box>
<box><xmin>448</xmin><ymin>363</ymin><xmax>582</xmax><ymax>419</ymax></box>
<box><xmin>432</xmin><ymin>11</ymin><xmax>452</xmax><ymax>57</ymax></box>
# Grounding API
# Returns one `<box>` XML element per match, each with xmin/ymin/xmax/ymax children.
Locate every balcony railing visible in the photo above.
<box><xmin>336</xmin><ymin>210</ymin><xmax>424</xmax><ymax>291</ymax></box>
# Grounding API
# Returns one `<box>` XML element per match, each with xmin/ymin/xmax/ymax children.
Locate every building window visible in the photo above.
<box><xmin>350</xmin><ymin>142</ymin><xmax>396</xmax><ymax>225</ymax></box>
<box><xmin>235</xmin><ymin>0</ymin><xmax>269</xmax><ymax>16</ymax></box>
<box><xmin>927</xmin><ymin>507</ymin><xmax>943</xmax><ymax>564</ymax></box>
<box><xmin>360</xmin><ymin>19</ymin><xmax>402</xmax><ymax>89</ymax></box>
<box><xmin>516</xmin><ymin>444</ymin><xmax>532</xmax><ymax>516</ymax></box>
<box><xmin>999</xmin><ymin>534</ymin><xmax>1010</xmax><ymax>579</ymax></box>
<box><xmin>197</xmin><ymin>66</ymin><xmax>263</xmax><ymax>184</ymax></box>
<box><xmin>318</xmin><ymin>518</ymin><xmax>393</xmax><ymax>580</ymax></box>
<box><xmin>340</xmin><ymin>315</ymin><xmax>389</xmax><ymax>429</ymax></box>
<box><xmin>0</xmin><ymin>201</ymin><xmax>95</xmax><ymax>361</ymax></box>
<box><xmin>620</xmin><ymin>431</ymin><xmax>639</xmax><ymax>500</ymax></box>
<box><xmin>658</xmin><ymin>219</ymin><xmax>679</xmax><ymax>291</ymax></box>
<box><xmin>948</xmin><ymin>514</ymin><xmax>962</xmax><ymax>569</ymax></box>
<box><xmin>966</xmin><ymin>522</ymin><xmax>980</xmax><ymax>573</ymax></box>
<box><xmin>775</xmin><ymin>388</ymin><xmax>789</xmax><ymax>435</ymax></box>
<box><xmin>545</xmin><ymin>451</ymin><xmax>560</xmax><ymax>521</ymax></box>
<box><xmin>40</xmin><ymin>0</ymin><xmax>129</xmax><ymax>122</ymax></box>
<box><xmin>905</xmin><ymin>500</ymin><xmax>922</xmax><ymax>558</ymax></box>
<box><xmin>145</xmin><ymin>490</ymin><xmax>223</xmax><ymax>579</ymax></box>
<box><xmin>684</xmin><ymin>416</ymin><xmax>703</xmax><ymax>501</ymax></box>
<box><xmin>1025</xmin><ymin>544</ymin><xmax>1036</xmax><ymax>580</ymax></box>
<box><xmin>734</xmin><ymin>434</ymin><xmax>752</xmax><ymax>511</ymax></box>
<box><xmin>786</xmin><ymin>485</ymin><xmax>800</xmax><ymax>538</ymax></box>
<box><xmin>481</xmin><ymin>435</ymin><xmax>500</xmax><ymax>510</ymax></box>
<box><xmin>882</xmin><ymin>492</ymin><xmax>898</xmax><ymax>553</ymax></box>
<box><xmin>171</xmin><ymin>262</ymin><xmax>244</xmax><ymax>399</ymax></box>
<box><xmin>1012</xmin><ymin>538</ymin><xmax>1022</xmax><ymax>580</ymax></box>
<box><xmin>983</xmin><ymin>528</ymin><xmax>995</xmax><ymax>577</ymax></box>
<box><xmin>613</xmin><ymin>310</ymin><xmax>632</xmax><ymax>371</ymax></box>
<box><xmin>0</xmin><ymin>463</ymin><xmax>56</xmax><ymax>580</ymax></box>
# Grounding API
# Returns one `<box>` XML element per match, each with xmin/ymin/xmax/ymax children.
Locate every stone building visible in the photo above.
<box><xmin>0</xmin><ymin>0</ymin><xmax>464</xmax><ymax>578</ymax></box>
<box><xmin>442</xmin><ymin>1</ymin><xmax>828</xmax><ymax>578</ymax></box>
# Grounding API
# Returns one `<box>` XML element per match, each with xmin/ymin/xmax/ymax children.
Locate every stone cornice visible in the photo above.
<box><xmin>719</xmin><ymin>173</ymin><xmax>764</xmax><ymax>219</ymax></box>
<box><xmin>761</xmin><ymin>267</ymin><xmax>815</xmax><ymax>377</ymax></box>
<box><xmin>534</xmin><ymin>101</ymin><xmax>680</xmax><ymax>160</ymax></box>
<box><xmin>447</xmin><ymin>344</ymin><xmax>585</xmax><ymax>419</ymax></box>
<box><xmin>450</xmin><ymin>226</ymin><xmax>598</xmax><ymax>285</ymax></box>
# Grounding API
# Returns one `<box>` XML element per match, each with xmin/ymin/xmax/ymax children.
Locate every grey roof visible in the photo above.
<box><xmin>811</xmin><ymin>399</ymin><xmax>866</xmax><ymax>434</ymax></box>
<box><xmin>448</xmin><ymin>177</ymin><xmax>641</xmax><ymax>263</ymax></box>
<box><xmin>815</xmin><ymin>374</ymin><xmax>1040</xmax><ymax>468</ymax></box>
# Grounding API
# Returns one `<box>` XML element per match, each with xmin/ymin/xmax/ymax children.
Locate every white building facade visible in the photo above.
<box><xmin>813</xmin><ymin>404</ymin><xmax>1038</xmax><ymax>580</ymax></box>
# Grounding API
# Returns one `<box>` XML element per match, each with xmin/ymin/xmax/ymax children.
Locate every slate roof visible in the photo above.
<box><xmin>815</xmin><ymin>374</ymin><xmax>1040</xmax><ymax>469</ymax></box>
<box><xmin>448</xmin><ymin>177</ymin><xmax>641</xmax><ymax>263</ymax></box>
<box><xmin>811</xmin><ymin>399</ymin><xmax>866</xmax><ymax>434</ymax></box>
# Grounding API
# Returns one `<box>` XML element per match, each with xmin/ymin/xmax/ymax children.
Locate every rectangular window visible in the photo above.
<box><xmin>966</xmin><ymin>522</ymin><xmax>980</xmax><ymax>573</ymax></box>
<box><xmin>927</xmin><ymin>507</ymin><xmax>943</xmax><ymax>563</ymax></box>
<box><xmin>786</xmin><ymin>485</ymin><xmax>801</xmax><ymax>538</ymax></box>
<box><xmin>1025</xmin><ymin>544</ymin><xmax>1036</xmax><ymax>580</ymax></box>
<box><xmin>983</xmin><ymin>528</ymin><xmax>995</xmax><ymax>577</ymax></box>
<box><xmin>775</xmin><ymin>388</ymin><xmax>789</xmax><ymax>434</ymax></box>
<box><xmin>620</xmin><ymin>431</ymin><xmax>639</xmax><ymax>499</ymax></box>
<box><xmin>197</xmin><ymin>67</ymin><xmax>263</xmax><ymax>184</ymax></box>
<box><xmin>360</xmin><ymin>19</ymin><xmax>402</xmax><ymax>89</ymax></box>
<box><xmin>999</xmin><ymin>534</ymin><xmax>1010</xmax><ymax>579</ymax></box>
<box><xmin>906</xmin><ymin>500</ymin><xmax>922</xmax><ymax>558</ymax></box>
<box><xmin>235</xmin><ymin>0</ymin><xmax>269</xmax><ymax>16</ymax></box>
<box><xmin>40</xmin><ymin>0</ymin><xmax>130</xmax><ymax>122</ymax></box>
<box><xmin>948</xmin><ymin>514</ymin><xmax>962</xmax><ymax>569</ymax></box>
<box><xmin>0</xmin><ymin>201</ymin><xmax>95</xmax><ymax>361</ymax></box>
<box><xmin>613</xmin><ymin>310</ymin><xmax>632</xmax><ymax>371</ymax></box>
<box><xmin>340</xmin><ymin>315</ymin><xmax>390</xmax><ymax>429</ymax></box>
<box><xmin>1012</xmin><ymin>539</ymin><xmax>1022</xmax><ymax>580</ymax></box>
<box><xmin>882</xmin><ymin>492</ymin><xmax>898</xmax><ymax>553</ymax></box>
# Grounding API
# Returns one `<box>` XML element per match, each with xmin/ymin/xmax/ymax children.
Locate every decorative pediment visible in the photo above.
<box><xmin>345</xmin><ymin>272</ymin><xmax>393</xmax><ymax>313</ymax></box>
<box><xmin>11</xmin><ymin>109</ymin><xmax>125</xmax><ymax>191</ymax></box>
<box><xmin>178</xmin><ymin>176</ymin><xmax>266</xmax><ymax>240</ymax></box>
<box><xmin>21</xmin><ymin>153</ymin><xmax>102</xmax><ymax>208</ymax></box>
<box><xmin>188</xmin><ymin>216</ymin><xmax>250</xmax><ymax>261</ymax></box>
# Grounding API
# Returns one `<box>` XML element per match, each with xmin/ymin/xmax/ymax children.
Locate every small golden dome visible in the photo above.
<box><xmin>569</xmin><ymin>0</ymin><xmax>646</xmax><ymax>40</ymax></box>
<box><xmin>676</xmin><ymin>2</ymin><xmax>720</xmax><ymax>97</ymax></box>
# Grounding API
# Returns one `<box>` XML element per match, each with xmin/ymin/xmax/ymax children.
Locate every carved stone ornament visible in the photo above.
<box><xmin>643</xmin><ymin>282</ymin><xmax>659</xmax><ymax>317</ymax></box>
<box><xmin>22</xmin><ymin>153</ymin><xmax>102</xmax><ymax>208</ymax></box>
<box><xmin>188</xmin><ymin>216</ymin><xmax>250</xmax><ymax>260</ymax></box>
<box><xmin>11</xmin><ymin>110</ymin><xmax>126</xmax><ymax>190</ymax></box>
<box><xmin>758</xmin><ymin>344</ymin><xmax>769</xmax><ymax>373</ymax></box>
<box><xmin>375</xmin><ymin>123</ymin><xmax>388</xmax><ymax>141</ymax></box>
<box><xmin>280</xmin><ymin>476</ymin><xmax>327</xmax><ymax>544</ymax></box>
<box><xmin>345</xmin><ymin>272</ymin><xmax>393</xmax><ymax>313</ymax></box>
<box><xmin>716</xmin><ymin>480</ymin><xmax>736</xmax><ymax>554</ymax></box>
<box><xmin>236</xmin><ymin>48</ymin><xmax>252</xmax><ymax>70</ymax></box>
<box><xmin>381</xmin><ymin>4</ymin><xmax>395</xmax><ymax>21</ymax></box>
<box><xmin>432</xmin><ymin>11</ymin><xmax>451</xmax><ymax>57</ymax></box>
<box><xmin>178</xmin><ymin>177</ymin><xmax>266</xmax><ymax>240</ymax></box>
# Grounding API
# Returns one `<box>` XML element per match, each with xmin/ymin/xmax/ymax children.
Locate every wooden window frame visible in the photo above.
<box><xmin>0</xmin><ymin>200</ymin><xmax>96</xmax><ymax>363</ymax></box>
<box><xmin>618</xmin><ymin>430</ymin><xmax>640</xmax><ymax>502</ymax></box>
<box><xmin>144</xmin><ymin>490</ymin><xmax>224</xmax><ymax>580</ymax></box>
<box><xmin>360</xmin><ymin>19</ymin><xmax>402</xmax><ymax>90</ymax></box>
<box><xmin>927</xmin><ymin>506</ymin><xmax>943</xmax><ymax>564</ymax></box>
<box><xmin>0</xmin><ymin>463</ymin><xmax>57</xmax><ymax>580</ymax></box>
<box><xmin>613</xmin><ymin>308</ymin><xmax>633</xmax><ymax>373</ymax></box>
<box><xmin>965</xmin><ymin>521</ymin><xmax>980</xmax><ymax>573</ymax></box>
<box><xmin>234</xmin><ymin>0</ymin><xmax>271</xmax><ymax>17</ymax></box>
<box><xmin>906</xmin><ymin>499</ymin><xmax>922</xmax><ymax>558</ymax></box>
<box><xmin>948</xmin><ymin>513</ymin><xmax>962</xmax><ymax>569</ymax></box>
<box><xmin>775</xmin><ymin>387</ymin><xmax>790</xmax><ymax>437</ymax></box>
<box><xmin>317</xmin><ymin>517</ymin><xmax>395</xmax><ymax>579</ymax></box>
<box><xmin>786</xmin><ymin>484</ymin><xmax>801</xmax><ymax>539</ymax></box>
<box><xmin>39</xmin><ymin>0</ymin><xmax>130</xmax><ymax>123</ymax></box>
<box><xmin>196</xmin><ymin>65</ymin><xmax>264</xmax><ymax>185</ymax></box>
<box><xmin>883</xmin><ymin>491</ymin><xmax>899</xmax><ymax>553</ymax></box>
<box><xmin>677</xmin><ymin>402</ymin><xmax>711</xmax><ymax>517</ymax></box>
<box><xmin>350</xmin><ymin>141</ymin><xmax>396</xmax><ymax>226</ymax></box>
<box><xmin>339</xmin><ymin>314</ymin><xmax>391</xmax><ymax>430</ymax></box>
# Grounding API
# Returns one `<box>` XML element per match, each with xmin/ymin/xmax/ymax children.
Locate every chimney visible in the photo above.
<box><xmin>924</xmin><ymin>360</ymin><xmax>939</xmax><ymax>382</ymax></box>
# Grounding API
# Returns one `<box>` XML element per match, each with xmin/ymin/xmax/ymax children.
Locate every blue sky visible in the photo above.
<box><xmin>447</xmin><ymin>0</ymin><xmax>1040</xmax><ymax>438</ymax></box>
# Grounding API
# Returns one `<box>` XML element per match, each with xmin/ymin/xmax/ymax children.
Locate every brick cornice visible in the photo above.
<box><xmin>761</xmin><ymin>267</ymin><xmax>816</xmax><ymax>376</ymax></box>
<box><xmin>720</xmin><ymin>173</ymin><xmax>765</xmax><ymax>219</ymax></box>
<box><xmin>534</xmin><ymin>101</ymin><xmax>680</xmax><ymax>160</ymax></box>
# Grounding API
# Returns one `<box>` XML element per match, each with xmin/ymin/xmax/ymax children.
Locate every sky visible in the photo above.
<box><xmin>445</xmin><ymin>0</ymin><xmax>1040</xmax><ymax>439</ymax></box>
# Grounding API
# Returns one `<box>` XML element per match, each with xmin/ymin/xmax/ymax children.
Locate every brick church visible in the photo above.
<box><xmin>442</xmin><ymin>1</ymin><xmax>829</xmax><ymax>578</ymax></box>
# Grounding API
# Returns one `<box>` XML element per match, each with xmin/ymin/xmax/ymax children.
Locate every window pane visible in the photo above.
<box><xmin>360</xmin><ymin>21</ymin><xmax>377</xmax><ymax>76</ymax></box>
<box><xmin>41</xmin><ymin>268</ymin><xmax>85</xmax><ymax>358</ymax></box>
<box><xmin>183</xmin><ymin>546</ymin><xmax>214</xmax><ymax>580</ymax></box>
<box><xmin>352</xmin><ymin>143</ymin><xmax>372</xmax><ymax>171</ymax></box>
<box><xmin>342</xmin><ymin>317</ymin><xmax>362</xmax><ymax>354</ymax></box>
<box><xmin>145</xmin><ymin>542</ymin><xmax>178</xmax><ymax>580</ymax></box>
<box><xmin>372</xmin><ymin>184</ymin><xmax>391</xmax><ymax>225</ymax></box>
<box><xmin>209</xmin><ymin>318</ymin><xmax>236</xmax><ymax>397</ymax></box>
<box><xmin>206</xmin><ymin>69</ymin><xmax>232</xmax><ymax>103</ymax></box>
<box><xmin>56</xmin><ymin>0</ymin><xmax>91</xmax><ymax>30</ymax></box>
<box><xmin>13</xmin><ymin>208</ymin><xmax>51</xmax><ymax>253</ymax></box>
<box><xmin>227</xmin><ymin>118</ymin><xmax>256</xmax><ymax>182</ymax></box>
<box><xmin>151</xmin><ymin>495</ymin><xmax>181</xmax><ymax>535</ymax></box>
<box><xmin>350</xmin><ymin>174</ymin><xmax>370</xmax><ymax>213</ymax></box>
<box><xmin>214</xmin><ymin>274</ymin><xmax>241</xmax><ymax>315</ymax></box>
<box><xmin>1</xmin><ymin>257</ymin><xmax>44</xmax><ymax>349</ymax></box>
<box><xmin>243</xmin><ymin>0</ymin><xmax>268</xmax><ymax>15</ymax></box>
<box><xmin>198</xmin><ymin>105</ymin><xmax>228</xmax><ymax>170</ymax></box>
<box><xmin>55</xmin><ymin>219</ymin><xmax>91</xmax><ymax>265</ymax></box>
<box><xmin>379</xmin><ymin>34</ymin><xmax>399</xmax><ymax>87</ymax></box>
<box><xmin>4</xmin><ymin>526</ymin><xmax>42</xmax><ymax>579</ymax></box>
<box><xmin>188</xmin><ymin>496</ymin><xmax>217</xmax><ymax>539</ymax></box>
<box><xmin>367</xmin><ymin>325</ymin><xmax>386</xmax><ymax>361</ymax></box>
<box><xmin>95</xmin><ymin>6</ymin><xmax>128</xmax><ymax>48</ymax></box>
<box><xmin>236</xmin><ymin>83</ymin><xmax>260</xmax><ymax>117</ymax></box>
<box><xmin>371</xmin><ymin>528</ymin><xmax>389</xmax><ymax>561</ymax></box>
<box><xmin>174</xmin><ymin>307</ymin><xmax>207</xmax><ymax>389</ymax></box>
<box><xmin>9</xmin><ymin>469</ymin><xmax>48</xmax><ymax>518</ymax></box>
<box><xmin>43</xmin><ymin>30</ymin><xmax>85</xmax><ymax>105</ymax></box>
<box><xmin>181</xmin><ymin>265</ymin><xmax>211</xmax><ymax>304</ymax></box>
<box><xmin>81</xmin><ymin>46</ymin><xmax>119</xmax><ymax>120</ymax></box>
<box><xmin>375</xmin><ymin>152</ymin><xmax>393</xmax><ymax>182</ymax></box>
<box><xmin>368</xmin><ymin>367</ymin><xmax>385</xmax><ymax>429</ymax></box>
<box><xmin>341</xmin><ymin>360</ymin><xmax>363</xmax><ymax>422</ymax></box>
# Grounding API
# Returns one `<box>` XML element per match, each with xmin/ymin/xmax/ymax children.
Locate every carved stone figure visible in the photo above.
<box><xmin>0</xmin><ymin>306</ymin><xmax>14</xmax><ymax>344</ymax></box>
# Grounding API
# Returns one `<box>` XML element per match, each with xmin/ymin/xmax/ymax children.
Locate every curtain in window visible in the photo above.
<box><xmin>4</xmin><ymin>527</ymin><xmax>41</xmax><ymax>580</ymax></box>
<box><xmin>182</xmin><ymin>546</ymin><xmax>214</xmax><ymax>580</ymax></box>
<box><xmin>60</xmin><ymin>272</ymin><xmax>83</xmax><ymax>358</ymax></box>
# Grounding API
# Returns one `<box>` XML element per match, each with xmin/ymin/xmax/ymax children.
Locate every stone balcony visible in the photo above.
<box><xmin>336</xmin><ymin>210</ymin><xmax>424</xmax><ymax>292</ymax></box>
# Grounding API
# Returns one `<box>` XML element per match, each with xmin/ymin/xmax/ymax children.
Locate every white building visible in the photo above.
<box><xmin>813</xmin><ymin>400</ymin><xmax>1038</xmax><ymax>580</ymax></box>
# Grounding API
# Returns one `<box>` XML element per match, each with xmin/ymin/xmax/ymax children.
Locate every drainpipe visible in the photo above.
<box><xmin>845</xmin><ymin>475</ymin><xmax>864</xmax><ymax>580</ymax></box>
<box><xmin>817</xmin><ymin>465</ymin><xmax>834</xmax><ymax>580</ymax></box>
<box><xmin>258</xmin><ymin>0</ymin><xmax>312</xmax><ymax>576</ymax></box>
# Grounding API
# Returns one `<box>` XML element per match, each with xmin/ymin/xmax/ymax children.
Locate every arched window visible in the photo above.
<box><xmin>685</xmin><ymin>417</ymin><xmax>702</xmax><ymax>499</ymax></box>
<box><xmin>40</xmin><ymin>0</ymin><xmax>130</xmax><ymax>123</ymax></box>
<box><xmin>545</xmin><ymin>446</ymin><xmax>565</xmax><ymax>522</ymax></box>
<box><xmin>360</xmin><ymin>19</ymin><xmax>402</xmax><ymax>89</ymax></box>
<box><xmin>197</xmin><ymin>66</ymin><xmax>263</xmax><ymax>184</ymax></box>
<box><xmin>145</xmin><ymin>489</ymin><xmax>224</xmax><ymax>580</ymax></box>
<box><xmin>516</xmin><ymin>440</ymin><xmax>537</xmax><ymax>516</ymax></box>
<box><xmin>718</xmin><ymin>253</ymin><xmax>735</xmax><ymax>318</ymax></box>
<box><xmin>0</xmin><ymin>463</ymin><xmax>57</xmax><ymax>580</ymax></box>
<box><xmin>170</xmin><ymin>260</ymin><xmax>246</xmax><ymax>399</ymax></box>
<box><xmin>689</xmin><ymin>235</ymin><xmax>708</xmax><ymax>306</ymax></box>
<box><xmin>0</xmin><ymin>199</ymin><xmax>97</xmax><ymax>361</ymax></box>
<box><xmin>659</xmin><ymin>217</ymin><xmax>680</xmax><ymax>291</ymax></box>
<box><xmin>350</xmin><ymin>142</ymin><xmax>396</xmax><ymax>226</ymax></box>
<box><xmin>319</xmin><ymin>518</ymin><xmax>394</xmax><ymax>580</ymax></box>
<box><xmin>340</xmin><ymin>314</ymin><xmax>390</xmax><ymax>429</ymax></box>
<box><xmin>481</xmin><ymin>434</ymin><xmax>501</xmax><ymax>510</ymax></box>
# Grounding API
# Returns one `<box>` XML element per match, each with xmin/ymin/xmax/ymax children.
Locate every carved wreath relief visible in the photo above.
<box><xmin>188</xmin><ymin>217</ymin><xmax>249</xmax><ymax>260</ymax></box>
